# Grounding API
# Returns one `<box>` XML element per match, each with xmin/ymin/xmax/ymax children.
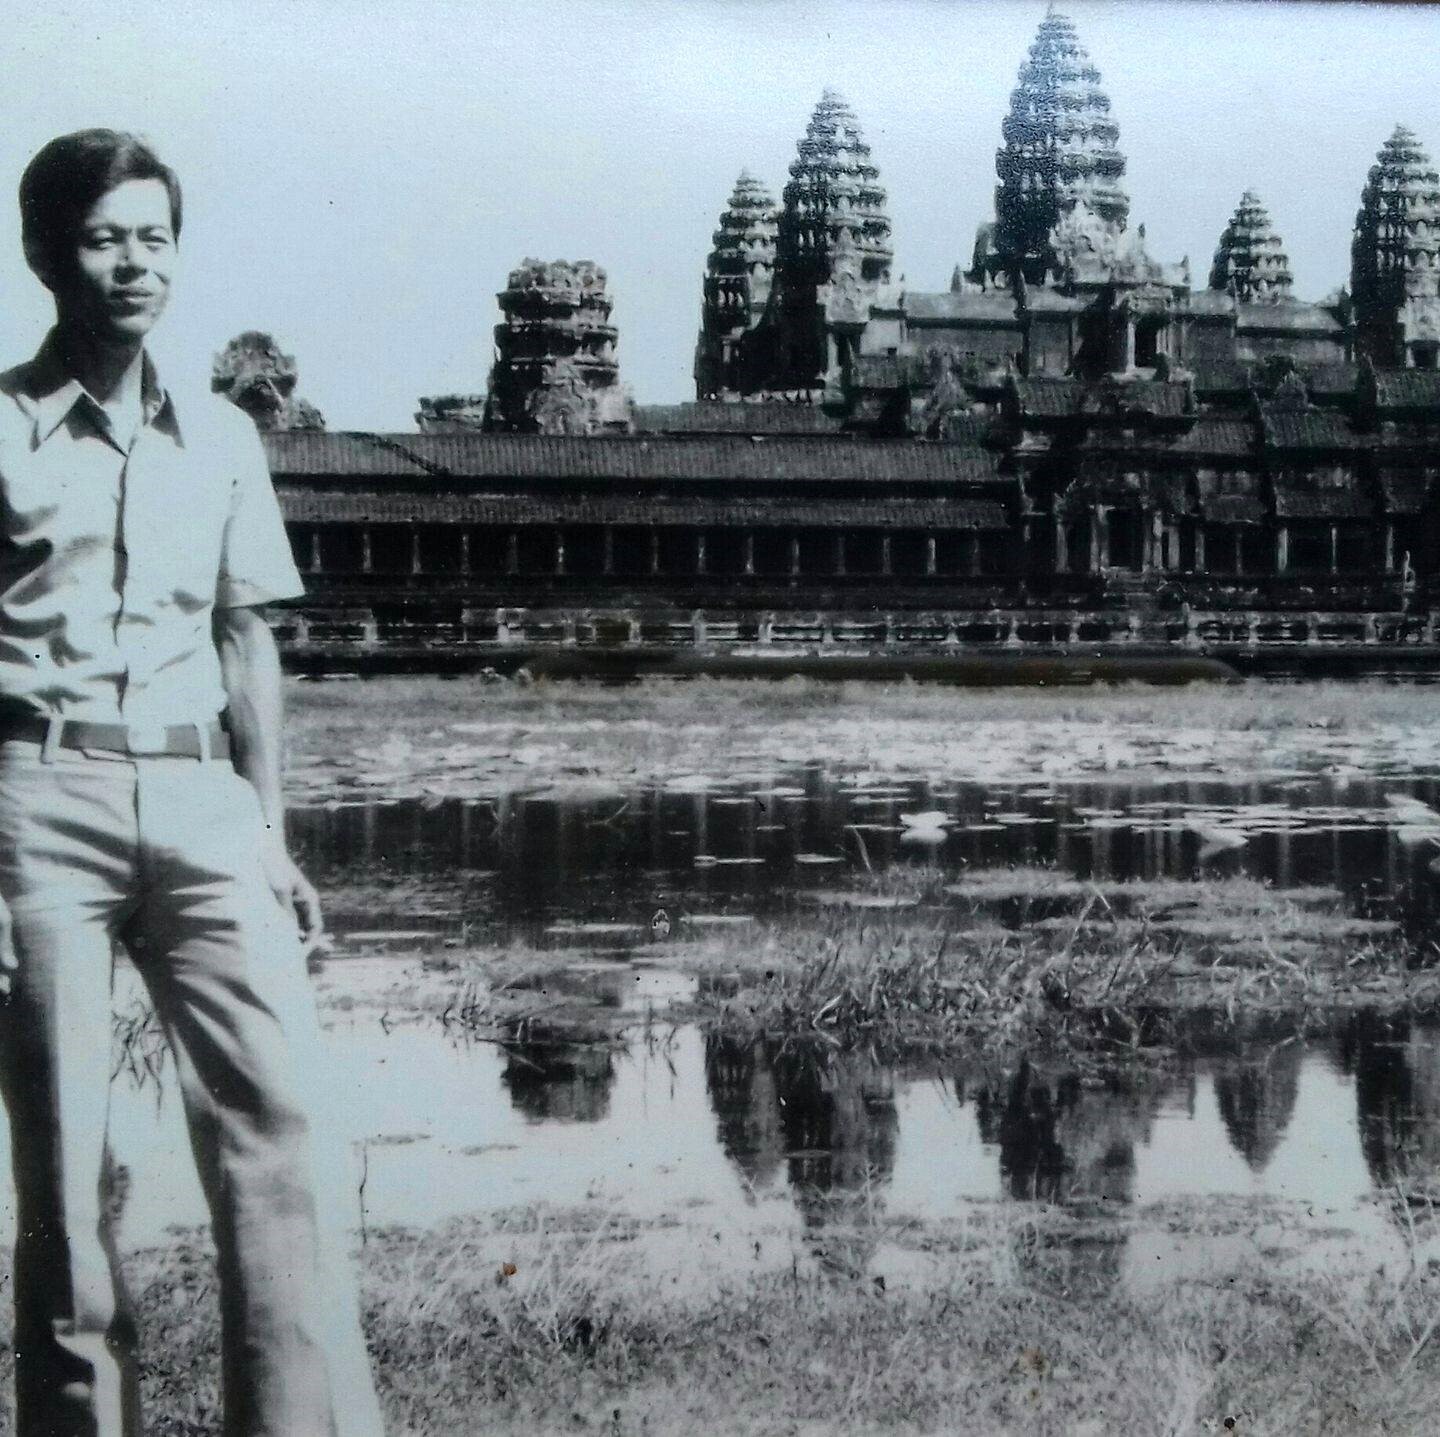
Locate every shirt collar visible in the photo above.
<box><xmin>17</xmin><ymin>330</ymin><xmax>180</xmax><ymax>446</ymax></box>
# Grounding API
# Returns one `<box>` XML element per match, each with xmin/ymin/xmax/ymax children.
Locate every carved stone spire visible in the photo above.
<box><xmin>777</xmin><ymin>89</ymin><xmax>893</xmax><ymax>293</ymax></box>
<box><xmin>767</xmin><ymin>89</ymin><xmax>893</xmax><ymax>395</ymax></box>
<box><xmin>484</xmin><ymin>260</ymin><xmax>633</xmax><ymax>434</ymax></box>
<box><xmin>695</xmin><ymin>171</ymin><xmax>778</xmax><ymax>399</ymax></box>
<box><xmin>1352</xmin><ymin>126</ymin><xmax>1440</xmax><ymax>365</ymax></box>
<box><xmin>992</xmin><ymin>8</ymin><xmax>1129</xmax><ymax>284</ymax></box>
<box><xmin>212</xmin><ymin>331</ymin><xmax>325</xmax><ymax>431</ymax></box>
<box><xmin>1209</xmin><ymin>191</ymin><xmax>1293</xmax><ymax>302</ymax></box>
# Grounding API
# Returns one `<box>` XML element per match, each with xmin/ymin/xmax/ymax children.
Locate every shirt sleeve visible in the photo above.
<box><xmin>215</xmin><ymin>414</ymin><xmax>305</xmax><ymax>608</ymax></box>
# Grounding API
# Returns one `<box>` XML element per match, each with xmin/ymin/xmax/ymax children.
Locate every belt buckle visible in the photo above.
<box><xmin>126</xmin><ymin>722</ymin><xmax>170</xmax><ymax>756</ymax></box>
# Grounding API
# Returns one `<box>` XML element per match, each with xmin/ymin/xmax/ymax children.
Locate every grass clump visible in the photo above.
<box><xmin>690</xmin><ymin>870</ymin><xmax>1440</xmax><ymax>1054</ymax></box>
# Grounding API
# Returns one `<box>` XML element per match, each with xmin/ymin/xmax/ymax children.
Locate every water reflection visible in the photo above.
<box><xmin>290</xmin><ymin>766</ymin><xmax>1440</xmax><ymax>941</ymax></box>
<box><xmin>1344</xmin><ymin>1014</ymin><xmax>1440</xmax><ymax>1208</ymax></box>
<box><xmin>705</xmin><ymin>1035</ymin><xmax>898</xmax><ymax>1275</ymax></box>
<box><xmin>503</xmin><ymin>1043</ymin><xmax>616</xmax><ymax>1124</ymax></box>
<box><xmin>1214</xmin><ymin>1044</ymin><xmax>1303</xmax><ymax>1173</ymax></box>
<box><xmin>13</xmin><ymin>993</ymin><xmax>1440</xmax><ymax>1292</ymax></box>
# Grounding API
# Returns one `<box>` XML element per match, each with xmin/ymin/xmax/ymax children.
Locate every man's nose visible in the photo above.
<box><xmin>115</xmin><ymin>237</ymin><xmax>148</xmax><ymax>273</ymax></box>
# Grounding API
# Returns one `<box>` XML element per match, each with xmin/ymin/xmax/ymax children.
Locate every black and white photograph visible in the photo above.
<box><xmin>1</xmin><ymin>1</ymin><xmax>1440</xmax><ymax>1433</ymax></box>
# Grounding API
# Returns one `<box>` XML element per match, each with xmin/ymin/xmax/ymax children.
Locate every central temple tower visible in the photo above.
<box><xmin>983</xmin><ymin>7</ymin><xmax>1129</xmax><ymax>288</ymax></box>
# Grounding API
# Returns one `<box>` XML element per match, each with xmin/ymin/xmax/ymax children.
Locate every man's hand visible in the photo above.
<box><xmin>0</xmin><ymin>895</ymin><xmax>14</xmax><ymax>997</ymax></box>
<box><xmin>260</xmin><ymin>841</ymin><xmax>325</xmax><ymax>958</ymax></box>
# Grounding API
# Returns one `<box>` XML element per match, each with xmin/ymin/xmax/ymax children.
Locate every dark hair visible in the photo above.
<box><xmin>19</xmin><ymin>129</ymin><xmax>182</xmax><ymax>288</ymax></box>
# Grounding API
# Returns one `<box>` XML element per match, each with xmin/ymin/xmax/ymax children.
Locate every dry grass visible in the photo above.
<box><xmin>6</xmin><ymin>1202</ymin><xmax>1439</xmax><ymax>1435</ymax></box>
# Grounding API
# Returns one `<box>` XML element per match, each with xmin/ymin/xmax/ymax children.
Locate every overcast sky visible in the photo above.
<box><xmin>0</xmin><ymin>0</ymin><xmax>1436</xmax><ymax>430</ymax></box>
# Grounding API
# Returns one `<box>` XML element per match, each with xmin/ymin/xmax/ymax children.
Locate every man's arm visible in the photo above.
<box><xmin>214</xmin><ymin>603</ymin><xmax>323</xmax><ymax>953</ymax></box>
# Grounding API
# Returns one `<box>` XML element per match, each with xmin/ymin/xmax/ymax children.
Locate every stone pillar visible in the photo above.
<box><xmin>925</xmin><ymin>535</ymin><xmax>938</xmax><ymax>577</ymax></box>
<box><xmin>649</xmin><ymin>531</ymin><xmax>661</xmax><ymax>576</ymax></box>
<box><xmin>1275</xmin><ymin>525</ymin><xmax>1289</xmax><ymax>574</ymax></box>
<box><xmin>696</xmin><ymin>532</ymin><xmax>708</xmax><ymax>576</ymax></box>
<box><xmin>834</xmin><ymin>535</ymin><xmax>846</xmax><ymax>576</ymax></box>
<box><xmin>879</xmin><ymin>535</ymin><xmax>892</xmax><ymax>577</ymax></box>
<box><xmin>309</xmin><ymin>529</ymin><xmax>323</xmax><ymax>573</ymax></box>
<box><xmin>555</xmin><ymin>530</ymin><xmax>566</xmax><ymax>577</ymax></box>
<box><xmin>410</xmin><ymin>529</ymin><xmax>423</xmax><ymax>576</ymax></box>
<box><xmin>1093</xmin><ymin>509</ymin><xmax>1108</xmax><ymax>570</ymax></box>
<box><xmin>458</xmin><ymin>530</ymin><xmax>472</xmax><ymax>575</ymax></box>
<box><xmin>602</xmin><ymin>528</ymin><xmax>615</xmax><ymax>576</ymax></box>
<box><xmin>743</xmin><ymin>533</ymin><xmax>756</xmax><ymax>577</ymax></box>
<box><xmin>360</xmin><ymin>528</ymin><xmax>373</xmax><ymax>574</ymax></box>
<box><xmin>506</xmin><ymin>532</ymin><xmax>520</xmax><ymax>576</ymax></box>
<box><xmin>1055</xmin><ymin>519</ymin><xmax>1068</xmax><ymax>574</ymax></box>
<box><xmin>1192</xmin><ymin>521</ymin><xmax>1205</xmax><ymax>574</ymax></box>
<box><xmin>1329</xmin><ymin>525</ymin><xmax>1339</xmax><ymax>575</ymax></box>
<box><xmin>789</xmin><ymin>536</ymin><xmax>801</xmax><ymax>580</ymax></box>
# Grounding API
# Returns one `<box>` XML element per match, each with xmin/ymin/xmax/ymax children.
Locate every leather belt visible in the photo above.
<box><xmin>0</xmin><ymin>711</ymin><xmax>232</xmax><ymax>760</ymax></box>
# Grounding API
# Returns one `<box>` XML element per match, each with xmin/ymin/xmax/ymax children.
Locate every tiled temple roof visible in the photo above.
<box><xmin>1260</xmin><ymin>410</ymin><xmax>1364</xmax><ymax>449</ymax></box>
<box><xmin>1303</xmin><ymin>364</ymin><xmax>1360</xmax><ymax>396</ymax></box>
<box><xmin>1235</xmin><ymin>300</ymin><xmax>1341</xmax><ymax>334</ymax></box>
<box><xmin>278</xmin><ymin>492</ymin><xmax>1011</xmax><ymax>530</ymax></box>
<box><xmin>905</xmin><ymin>291</ymin><xmax>1021</xmax><ymax>323</ymax></box>
<box><xmin>1271</xmin><ymin>485</ymin><xmax>1374</xmax><ymax>518</ymax></box>
<box><xmin>1169</xmin><ymin>418</ymin><xmax>1255</xmax><ymax>455</ymax></box>
<box><xmin>1199</xmin><ymin>494</ymin><xmax>1267</xmax><ymax>523</ymax></box>
<box><xmin>265</xmin><ymin>432</ymin><xmax>1005</xmax><ymax>484</ymax></box>
<box><xmin>1012</xmin><ymin>379</ymin><xmax>1191</xmax><ymax>420</ymax></box>
<box><xmin>1080</xmin><ymin>416</ymin><xmax>1255</xmax><ymax>457</ymax></box>
<box><xmin>1378</xmin><ymin>471</ymin><xmax>1434</xmax><ymax>512</ymax></box>
<box><xmin>1373</xmin><ymin>371</ymin><xmax>1440</xmax><ymax>410</ymax></box>
<box><xmin>1190</xmin><ymin>360</ymin><xmax>1253</xmax><ymax>393</ymax></box>
<box><xmin>262</xmin><ymin>432</ymin><xmax>434</xmax><ymax>476</ymax></box>
<box><xmin>632</xmin><ymin>402</ymin><xmax>844</xmax><ymax>435</ymax></box>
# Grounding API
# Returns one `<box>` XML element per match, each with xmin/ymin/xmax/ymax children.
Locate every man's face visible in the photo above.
<box><xmin>62</xmin><ymin>177</ymin><xmax>177</xmax><ymax>344</ymax></box>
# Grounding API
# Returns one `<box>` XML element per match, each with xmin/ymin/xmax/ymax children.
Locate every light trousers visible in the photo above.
<box><xmin>0</xmin><ymin>742</ymin><xmax>384</xmax><ymax>1437</ymax></box>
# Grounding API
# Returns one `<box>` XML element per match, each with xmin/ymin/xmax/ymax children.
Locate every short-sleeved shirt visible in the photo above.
<box><xmin>0</xmin><ymin>331</ymin><xmax>304</xmax><ymax>724</ymax></box>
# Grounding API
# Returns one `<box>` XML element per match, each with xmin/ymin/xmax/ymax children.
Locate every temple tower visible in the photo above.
<box><xmin>1352</xmin><ymin>126</ymin><xmax>1440</xmax><ymax>368</ymax></box>
<box><xmin>212</xmin><ymin>331</ymin><xmax>325</xmax><ymax>431</ymax></box>
<box><xmin>694</xmin><ymin>171</ymin><xmax>778</xmax><ymax>400</ymax></box>
<box><xmin>989</xmin><ymin>8</ymin><xmax>1129</xmax><ymax>286</ymax></box>
<box><xmin>1209</xmin><ymin>192</ymin><xmax>1293</xmax><ymax>302</ymax></box>
<box><xmin>484</xmin><ymin>259</ymin><xmax>633</xmax><ymax>433</ymax></box>
<box><xmin>766</xmin><ymin>89</ymin><xmax>893</xmax><ymax>397</ymax></box>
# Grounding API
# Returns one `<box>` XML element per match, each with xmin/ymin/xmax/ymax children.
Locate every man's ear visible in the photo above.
<box><xmin>22</xmin><ymin>236</ymin><xmax>55</xmax><ymax>292</ymax></box>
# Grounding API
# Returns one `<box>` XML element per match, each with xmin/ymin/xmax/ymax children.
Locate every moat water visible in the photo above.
<box><xmin>11</xmin><ymin>760</ymin><xmax>1440</xmax><ymax>1293</ymax></box>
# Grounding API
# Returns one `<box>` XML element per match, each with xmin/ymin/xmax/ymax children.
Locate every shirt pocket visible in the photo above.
<box><xmin>126</xmin><ymin>437</ymin><xmax>230</xmax><ymax>610</ymax></box>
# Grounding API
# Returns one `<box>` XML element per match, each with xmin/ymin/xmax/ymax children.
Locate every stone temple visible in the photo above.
<box><xmin>242</xmin><ymin>10</ymin><xmax>1440</xmax><ymax>673</ymax></box>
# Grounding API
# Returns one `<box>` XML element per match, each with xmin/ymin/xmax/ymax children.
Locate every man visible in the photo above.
<box><xmin>0</xmin><ymin>130</ymin><xmax>385</xmax><ymax>1436</ymax></box>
